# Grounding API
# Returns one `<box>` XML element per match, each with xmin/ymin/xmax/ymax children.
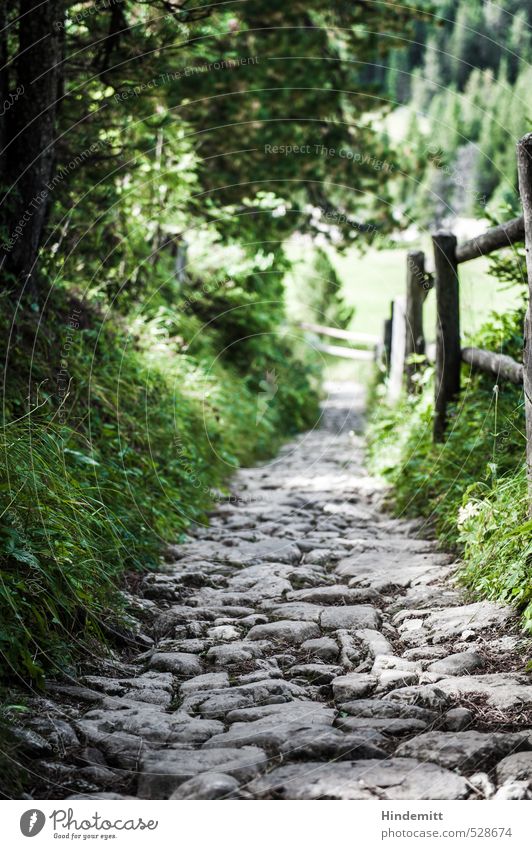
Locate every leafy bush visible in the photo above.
<box><xmin>367</xmin><ymin>304</ymin><xmax>530</xmax><ymax>628</ymax></box>
<box><xmin>0</xmin><ymin>288</ymin><xmax>319</xmax><ymax>684</ymax></box>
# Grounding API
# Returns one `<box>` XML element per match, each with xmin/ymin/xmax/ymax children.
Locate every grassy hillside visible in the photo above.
<box><xmin>0</xmin><ymin>285</ymin><xmax>319</xmax><ymax>686</ymax></box>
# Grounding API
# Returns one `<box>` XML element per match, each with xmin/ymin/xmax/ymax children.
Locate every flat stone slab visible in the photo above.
<box><xmin>496</xmin><ymin>752</ymin><xmax>532</xmax><ymax>785</ymax></box>
<box><xmin>187</xmin><ymin>678</ymin><xmax>306</xmax><ymax>718</ymax></box>
<box><xmin>179</xmin><ymin>673</ymin><xmax>229</xmax><ymax>696</ymax></box>
<box><xmin>246</xmin><ymin>620</ymin><xmax>320</xmax><ymax>644</ymax></box>
<box><xmin>396</xmin><ymin>731</ymin><xmax>528</xmax><ymax>773</ymax></box>
<box><xmin>335</xmin><ymin>716</ymin><xmax>429</xmax><ymax>736</ymax></box>
<box><xmin>247</xmin><ymin>758</ymin><xmax>469</xmax><ymax>799</ymax></box>
<box><xmin>340</xmin><ymin>699</ymin><xmax>437</xmax><ymax>722</ymax></box>
<box><xmin>206</xmin><ymin>640</ymin><xmax>269</xmax><ymax>667</ymax></box>
<box><xmin>301</xmin><ymin>637</ymin><xmax>339</xmax><ymax>662</ymax></box>
<box><xmin>287</xmin><ymin>585</ymin><xmax>379</xmax><ymax>605</ymax></box>
<box><xmin>422</xmin><ymin>603</ymin><xmax>514</xmax><ymax>643</ymax></box>
<box><xmin>337</xmin><ymin>552</ymin><xmax>450</xmax><ymax>592</ymax></box>
<box><xmin>320</xmin><ymin>605</ymin><xmax>380</xmax><ymax>631</ymax></box>
<box><xmin>332</xmin><ymin>673</ymin><xmax>378</xmax><ymax>701</ymax></box>
<box><xmin>269</xmin><ymin>602</ymin><xmax>324</xmax><ymax>622</ymax></box>
<box><xmin>427</xmin><ymin>651</ymin><xmax>485</xmax><ymax>677</ymax></box>
<box><xmin>138</xmin><ymin>746</ymin><xmax>267</xmax><ymax>797</ymax></box>
<box><xmin>356</xmin><ymin>629</ymin><xmax>394</xmax><ymax>658</ymax></box>
<box><xmin>287</xmin><ymin>663</ymin><xmax>343</xmax><ymax>684</ymax></box>
<box><xmin>169</xmin><ymin>772</ymin><xmax>240</xmax><ymax>800</ymax></box>
<box><xmin>424</xmin><ymin>674</ymin><xmax>532</xmax><ymax>711</ymax></box>
<box><xmin>203</xmin><ymin>722</ymin><xmax>385</xmax><ymax>760</ymax></box>
<box><xmin>149</xmin><ymin>652</ymin><xmax>203</xmax><ymax>676</ymax></box>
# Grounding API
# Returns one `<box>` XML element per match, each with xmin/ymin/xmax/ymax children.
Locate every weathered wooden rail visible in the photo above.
<box><xmin>384</xmin><ymin>132</ymin><xmax>532</xmax><ymax>507</ymax></box>
<box><xmin>299</xmin><ymin>134</ymin><xmax>532</xmax><ymax>508</ymax></box>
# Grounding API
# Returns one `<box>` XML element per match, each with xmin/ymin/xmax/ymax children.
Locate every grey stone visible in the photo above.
<box><xmin>444</xmin><ymin>708</ymin><xmax>473</xmax><ymax>731</ymax></box>
<box><xmin>372</xmin><ymin>654</ymin><xmax>421</xmax><ymax>691</ymax></box>
<box><xmin>190</xmin><ymin>678</ymin><xmax>306</xmax><ymax>719</ymax></box>
<box><xmin>169</xmin><ymin>773</ymin><xmax>240</xmax><ymax>799</ymax></box>
<box><xmin>468</xmin><ymin>772</ymin><xmax>495</xmax><ymax>799</ymax></box>
<box><xmin>427</xmin><ymin>651</ymin><xmax>485</xmax><ymax>677</ymax></box>
<box><xmin>225</xmin><ymin>701</ymin><xmax>336</xmax><ymax>725</ymax></box>
<box><xmin>207</xmin><ymin>625</ymin><xmax>240</xmax><ymax>641</ymax></box>
<box><xmin>149</xmin><ymin>652</ymin><xmax>203</xmax><ymax>676</ymax></box>
<box><xmin>493</xmin><ymin>781</ymin><xmax>532</xmax><ymax>799</ymax></box>
<box><xmin>332</xmin><ymin>673</ymin><xmax>377</xmax><ymax>701</ymax></box>
<box><xmin>301</xmin><ymin>637</ymin><xmax>339</xmax><ymax>662</ymax></box>
<box><xmin>287</xmin><ymin>585</ymin><xmax>378</xmax><ymax>605</ymax></box>
<box><xmin>356</xmin><ymin>629</ymin><xmax>394</xmax><ymax>658</ymax></box>
<box><xmin>496</xmin><ymin>752</ymin><xmax>532</xmax><ymax>785</ymax></box>
<box><xmin>77</xmin><ymin>765</ymin><xmax>119</xmax><ymax>786</ymax></box>
<box><xmin>377</xmin><ymin>670</ymin><xmax>420</xmax><ymax>691</ymax></box>
<box><xmin>179</xmin><ymin>672</ymin><xmax>230</xmax><ymax>695</ymax></box>
<box><xmin>339</xmin><ymin>699</ymin><xmax>437</xmax><ymax>722</ymax></box>
<box><xmin>426</xmin><ymin>673</ymin><xmax>532</xmax><ymax>711</ymax></box>
<box><xmin>11</xmin><ymin>727</ymin><xmax>53</xmax><ymax>757</ymax></box>
<box><xmin>422</xmin><ymin>603</ymin><xmax>513</xmax><ymax>643</ymax></box>
<box><xmin>320</xmin><ymin>605</ymin><xmax>380</xmax><ymax>631</ymax></box>
<box><xmin>203</xmin><ymin>721</ymin><xmax>384</xmax><ymax>760</ymax></box>
<box><xmin>395</xmin><ymin>731</ymin><xmax>527</xmax><ymax>772</ymax></box>
<box><xmin>335</xmin><ymin>716</ymin><xmax>429</xmax><ymax>736</ymax></box>
<box><xmin>206</xmin><ymin>640</ymin><xmax>269</xmax><ymax>667</ymax></box>
<box><xmin>403</xmin><ymin>646</ymin><xmax>449</xmax><ymax>662</ymax></box>
<box><xmin>76</xmin><ymin>727</ymin><xmax>146</xmax><ymax>770</ymax></box>
<box><xmin>303</xmin><ymin>549</ymin><xmax>334</xmax><ymax>565</ymax></box>
<box><xmin>383</xmin><ymin>685</ymin><xmax>452</xmax><ymax>712</ymax></box>
<box><xmin>287</xmin><ymin>663</ymin><xmax>343</xmax><ymax>684</ymax></box>
<box><xmin>247</xmin><ymin>758</ymin><xmax>469</xmax><ymax>800</ymax></box>
<box><xmin>82</xmin><ymin>709</ymin><xmax>223</xmax><ymax>746</ymax></box>
<box><xmin>339</xmin><ymin>552</ymin><xmax>450</xmax><ymax>593</ymax></box>
<box><xmin>138</xmin><ymin>746</ymin><xmax>267</xmax><ymax>798</ymax></box>
<box><xmin>246</xmin><ymin>620</ymin><xmax>320</xmax><ymax>645</ymax></box>
<box><xmin>269</xmin><ymin>602</ymin><xmax>323</xmax><ymax>622</ymax></box>
<box><xmin>25</xmin><ymin>718</ymin><xmax>79</xmax><ymax>752</ymax></box>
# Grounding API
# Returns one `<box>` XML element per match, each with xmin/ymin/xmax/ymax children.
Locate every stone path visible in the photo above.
<box><xmin>13</xmin><ymin>383</ymin><xmax>532</xmax><ymax>800</ymax></box>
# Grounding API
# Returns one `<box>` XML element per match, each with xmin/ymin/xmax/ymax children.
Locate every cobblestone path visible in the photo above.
<box><xmin>16</xmin><ymin>384</ymin><xmax>532</xmax><ymax>800</ymax></box>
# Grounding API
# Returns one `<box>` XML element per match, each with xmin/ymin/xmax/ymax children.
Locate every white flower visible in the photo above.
<box><xmin>457</xmin><ymin>500</ymin><xmax>482</xmax><ymax>528</ymax></box>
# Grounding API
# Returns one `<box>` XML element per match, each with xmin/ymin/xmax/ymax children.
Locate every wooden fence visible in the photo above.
<box><xmin>383</xmin><ymin>132</ymin><xmax>532</xmax><ymax>507</ymax></box>
<box><xmin>299</xmin><ymin>133</ymin><xmax>532</xmax><ymax>508</ymax></box>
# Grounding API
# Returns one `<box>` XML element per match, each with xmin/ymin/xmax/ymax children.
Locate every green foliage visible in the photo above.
<box><xmin>385</xmin><ymin>0</ymin><xmax>532</xmax><ymax>226</ymax></box>
<box><xmin>367</xmin><ymin>304</ymin><xmax>529</xmax><ymax>626</ymax></box>
<box><xmin>457</xmin><ymin>469</ymin><xmax>532</xmax><ymax>629</ymax></box>
<box><xmin>0</xmin><ymin>288</ymin><xmax>318</xmax><ymax>684</ymax></box>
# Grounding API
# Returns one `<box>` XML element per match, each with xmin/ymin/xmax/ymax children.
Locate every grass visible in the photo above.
<box><xmin>366</xmin><ymin>303</ymin><xmax>531</xmax><ymax>630</ymax></box>
<box><xmin>286</xmin><ymin>241</ymin><xmax>523</xmax><ymax>340</ymax></box>
<box><xmin>0</xmin><ymin>286</ymin><xmax>319</xmax><ymax>685</ymax></box>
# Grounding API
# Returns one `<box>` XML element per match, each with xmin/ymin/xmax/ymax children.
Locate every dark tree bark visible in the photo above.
<box><xmin>517</xmin><ymin>133</ymin><xmax>532</xmax><ymax>513</ymax></box>
<box><xmin>432</xmin><ymin>231</ymin><xmax>460</xmax><ymax>442</ymax></box>
<box><xmin>1</xmin><ymin>0</ymin><xmax>65</xmax><ymax>291</ymax></box>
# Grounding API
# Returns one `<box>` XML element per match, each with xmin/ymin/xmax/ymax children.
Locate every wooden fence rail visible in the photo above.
<box><xmin>297</xmin><ymin>134</ymin><xmax>532</xmax><ymax>508</ymax></box>
<box><xmin>384</xmin><ymin>132</ymin><xmax>532</xmax><ymax>508</ymax></box>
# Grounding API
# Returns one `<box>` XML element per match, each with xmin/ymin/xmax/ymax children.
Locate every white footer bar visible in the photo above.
<box><xmin>2</xmin><ymin>799</ymin><xmax>530</xmax><ymax>848</ymax></box>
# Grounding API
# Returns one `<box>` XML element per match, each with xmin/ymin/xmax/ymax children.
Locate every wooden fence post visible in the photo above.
<box><xmin>405</xmin><ymin>249</ymin><xmax>426</xmax><ymax>393</ymax></box>
<box><xmin>383</xmin><ymin>301</ymin><xmax>393</xmax><ymax>373</ymax></box>
<box><xmin>432</xmin><ymin>231</ymin><xmax>460</xmax><ymax>442</ymax></box>
<box><xmin>387</xmin><ymin>295</ymin><xmax>406</xmax><ymax>404</ymax></box>
<box><xmin>517</xmin><ymin>133</ymin><xmax>532</xmax><ymax>510</ymax></box>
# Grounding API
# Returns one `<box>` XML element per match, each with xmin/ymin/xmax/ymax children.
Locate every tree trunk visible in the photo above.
<box><xmin>1</xmin><ymin>0</ymin><xmax>65</xmax><ymax>291</ymax></box>
<box><xmin>516</xmin><ymin>133</ymin><xmax>532</xmax><ymax>512</ymax></box>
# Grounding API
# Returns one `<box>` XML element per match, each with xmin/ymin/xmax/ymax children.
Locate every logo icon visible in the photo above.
<box><xmin>20</xmin><ymin>810</ymin><xmax>45</xmax><ymax>837</ymax></box>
